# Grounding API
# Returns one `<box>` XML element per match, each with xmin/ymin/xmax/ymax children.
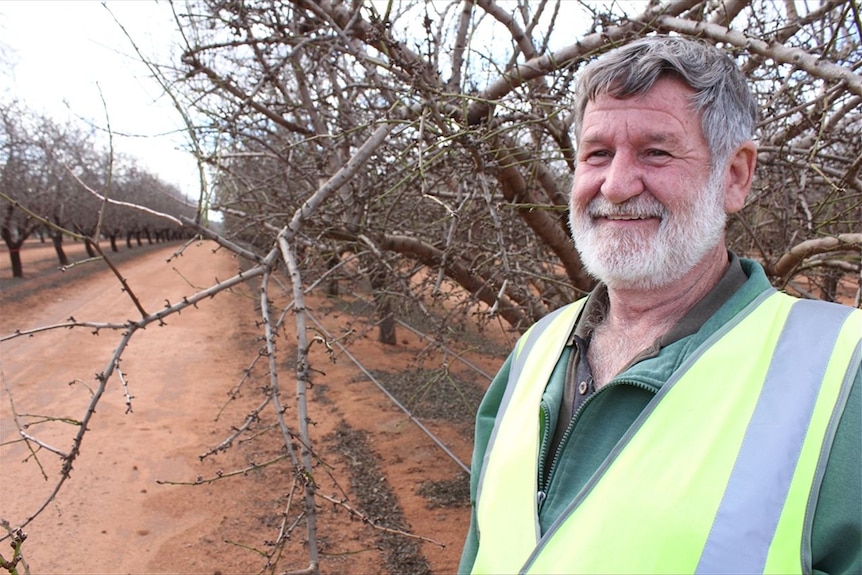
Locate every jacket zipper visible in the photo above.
<box><xmin>537</xmin><ymin>378</ymin><xmax>657</xmax><ymax>511</ymax></box>
<box><xmin>537</xmin><ymin>402</ymin><xmax>553</xmax><ymax>507</ymax></box>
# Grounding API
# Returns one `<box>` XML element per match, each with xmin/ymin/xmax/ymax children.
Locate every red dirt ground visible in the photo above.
<box><xmin>0</xmin><ymin>239</ymin><xmax>512</xmax><ymax>574</ymax></box>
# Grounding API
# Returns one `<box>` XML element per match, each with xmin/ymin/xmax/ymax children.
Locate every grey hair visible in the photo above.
<box><xmin>572</xmin><ymin>36</ymin><xmax>757</xmax><ymax>168</ymax></box>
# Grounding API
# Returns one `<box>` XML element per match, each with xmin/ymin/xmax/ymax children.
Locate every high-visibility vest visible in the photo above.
<box><xmin>472</xmin><ymin>289</ymin><xmax>861</xmax><ymax>574</ymax></box>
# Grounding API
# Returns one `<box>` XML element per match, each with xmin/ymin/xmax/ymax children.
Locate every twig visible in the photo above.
<box><xmin>2</xmin><ymin>321</ymin><xmax>127</xmax><ymax>343</ymax></box>
<box><xmin>68</xmin><ymin>167</ymin><xmax>183</xmax><ymax>226</ymax></box>
<box><xmin>18</xmin><ymin>432</ymin><xmax>68</xmax><ymax>459</ymax></box>
<box><xmin>115</xmin><ymin>360</ymin><xmax>135</xmax><ymax>414</ymax></box>
<box><xmin>156</xmin><ymin>454</ymin><xmax>288</xmax><ymax>485</ymax></box>
<box><xmin>200</xmin><ymin>397</ymin><xmax>271</xmax><ymax>460</ymax></box>
<box><xmin>316</xmin><ymin>491</ymin><xmax>446</xmax><ymax>548</ymax></box>
<box><xmin>2</xmin><ymin>374</ymin><xmax>49</xmax><ymax>481</ymax></box>
<box><xmin>0</xmin><ymin>522</ymin><xmax>27</xmax><ymax>574</ymax></box>
<box><xmin>274</xmin><ymin>235</ymin><xmax>322</xmax><ymax>568</ymax></box>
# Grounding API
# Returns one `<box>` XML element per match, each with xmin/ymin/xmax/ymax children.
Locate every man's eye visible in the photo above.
<box><xmin>584</xmin><ymin>150</ymin><xmax>610</xmax><ymax>161</ymax></box>
<box><xmin>646</xmin><ymin>149</ymin><xmax>671</xmax><ymax>157</ymax></box>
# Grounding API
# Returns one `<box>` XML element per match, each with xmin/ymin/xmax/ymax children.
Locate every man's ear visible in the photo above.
<box><xmin>724</xmin><ymin>141</ymin><xmax>757</xmax><ymax>214</ymax></box>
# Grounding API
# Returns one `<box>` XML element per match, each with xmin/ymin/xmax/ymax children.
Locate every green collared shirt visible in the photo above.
<box><xmin>550</xmin><ymin>252</ymin><xmax>747</xmax><ymax>455</ymax></box>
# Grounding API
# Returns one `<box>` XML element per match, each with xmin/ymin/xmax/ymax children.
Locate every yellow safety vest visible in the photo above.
<box><xmin>472</xmin><ymin>290</ymin><xmax>861</xmax><ymax>574</ymax></box>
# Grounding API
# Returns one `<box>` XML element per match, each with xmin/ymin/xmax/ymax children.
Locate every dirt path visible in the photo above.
<box><xmin>0</xmin><ymin>240</ymin><xmax>507</xmax><ymax>574</ymax></box>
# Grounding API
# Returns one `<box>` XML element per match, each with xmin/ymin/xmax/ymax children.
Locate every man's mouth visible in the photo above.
<box><xmin>585</xmin><ymin>197</ymin><xmax>667</xmax><ymax>222</ymax></box>
<box><xmin>594</xmin><ymin>212</ymin><xmax>661</xmax><ymax>221</ymax></box>
<box><xmin>603</xmin><ymin>214</ymin><xmax>654</xmax><ymax>220</ymax></box>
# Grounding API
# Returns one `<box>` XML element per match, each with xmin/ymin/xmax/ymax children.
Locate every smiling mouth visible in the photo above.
<box><xmin>598</xmin><ymin>213</ymin><xmax>661</xmax><ymax>221</ymax></box>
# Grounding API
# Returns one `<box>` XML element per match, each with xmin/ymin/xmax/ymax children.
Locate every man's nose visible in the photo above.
<box><xmin>600</xmin><ymin>153</ymin><xmax>645</xmax><ymax>204</ymax></box>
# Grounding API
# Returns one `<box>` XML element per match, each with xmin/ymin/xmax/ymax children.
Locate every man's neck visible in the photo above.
<box><xmin>604</xmin><ymin>246</ymin><xmax>730</xmax><ymax>332</ymax></box>
<box><xmin>587</xmin><ymin>246</ymin><xmax>730</xmax><ymax>387</ymax></box>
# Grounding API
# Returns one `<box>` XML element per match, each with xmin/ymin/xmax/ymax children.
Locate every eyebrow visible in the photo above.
<box><xmin>579</xmin><ymin>130</ymin><xmax>684</xmax><ymax>147</ymax></box>
<box><xmin>642</xmin><ymin>132</ymin><xmax>682</xmax><ymax>145</ymax></box>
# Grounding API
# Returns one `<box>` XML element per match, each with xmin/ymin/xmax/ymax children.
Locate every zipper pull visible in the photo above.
<box><xmin>537</xmin><ymin>490</ymin><xmax>546</xmax><ymax>508</ymax></box>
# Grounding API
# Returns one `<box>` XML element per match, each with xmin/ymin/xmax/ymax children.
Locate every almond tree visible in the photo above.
<box><xmin>168</xmin><ymin>0</ymin><xmax>860</xmax><ymax>325</ymax></box>
<box><xmin>0</xmin><ymin>101</ymin><xmax>49</xmax><ymax>276</ymax></box>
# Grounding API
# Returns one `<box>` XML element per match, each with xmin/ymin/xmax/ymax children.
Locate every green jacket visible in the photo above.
<box><xmin>459</xmin><ymin>258</ymin><xmax>861</xmax><ymax>574</ymax></box>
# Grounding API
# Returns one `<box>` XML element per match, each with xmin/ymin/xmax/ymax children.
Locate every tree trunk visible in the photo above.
<box><xmin>51</xmin><ymin>233</ymin><xmax>69</xmax><ymax>267</ymax></box>
<box><xmin>1</xmin><ymin>226</ymin><xmax>26</xmax><ymax>278</ymax></box>
<box><xmin>7</xmin><ymin>245</ymin><xmax>24</xmax><ymax>278</ymax></box>
<box><xmin>326</xmin><ymin>254</ymin><xmax>340</xmax><ymax>296</ymax></box>
<box><xmin>84</xmin><ymin>237</ymin><xmax>98</xmax><ymax>258</ymax></box>
<box><xmin>821</xmin><ymin>269</ymin><xmax>840</xmax><ymax>303</ymax></box>
<box><xmin>370</xmin><ymin>269</ymin><xmax>396</xmax><ymax>345</ymax></box>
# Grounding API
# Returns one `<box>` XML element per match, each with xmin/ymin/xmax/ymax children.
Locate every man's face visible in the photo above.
<box><xmin>569</xmin><ymin>76</ymin><xmax>728</xmax><ymax>290</ymax></box>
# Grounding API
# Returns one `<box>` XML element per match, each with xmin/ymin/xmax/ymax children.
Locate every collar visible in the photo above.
<box><xmin>568</xmin><ymin>252</ymin><xmax>748</xmax><ymax>356</ymax></box>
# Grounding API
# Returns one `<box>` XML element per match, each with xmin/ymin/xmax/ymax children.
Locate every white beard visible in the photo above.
<box><xmin>569</xmin><ymin>171</ymin><xmax>727</xmax><ymax>290</ymax></box>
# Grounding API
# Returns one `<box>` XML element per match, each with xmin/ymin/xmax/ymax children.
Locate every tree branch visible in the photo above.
<box><xmin>769</xmin><ymin>233</ymin><xmax>862</xmax><ymax>279</ymax></box>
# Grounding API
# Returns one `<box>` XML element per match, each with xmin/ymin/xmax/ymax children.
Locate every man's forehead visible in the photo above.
<box><xmin>579</xmin><ymin>87</ymin><xmax>702</xmax><ymax>143</ymax></box>
<box><xmin>578</xmin><ymin>113</ymin><xmax>697</xmax><ymax>147</ymax></box>
<box><xmin>583</xmin><ymin>78</ymin><xmax>698</xmax><ymax>115</ymax></box>
<box><xmin>580</xmin><ymin>126</ymin><xmax>686</xmax><ymax>143</ymax></box>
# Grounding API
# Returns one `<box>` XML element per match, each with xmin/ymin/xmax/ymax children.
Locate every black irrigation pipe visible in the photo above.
<box><xmin>344</xmin><ymin>290</ymin><xmax>495</xmax><ymax>382</ymax></box>
<box><xmin>394</xmin><ymin>318</ymin><xmax>494</xmax><ymax>382</ymax></box>
<box><xmin>306</xmin><ymin>309</ymin><xmax>472</xmax><ymax>475</ymax></box>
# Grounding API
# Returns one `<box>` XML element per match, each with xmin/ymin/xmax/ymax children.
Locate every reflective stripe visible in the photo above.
<box><xmin>696</xmin><ymin>299</ymin><xmax>857</xmax><ymax>574</ymax></box>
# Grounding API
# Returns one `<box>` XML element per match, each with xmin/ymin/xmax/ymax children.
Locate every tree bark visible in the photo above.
<box><xmin>51</xmin><ymin>233</ymin><xmax>69</xmax><ymax>267</ymax></box>
<box><xmin>370</xmin><ymin>268</ymin><xmax>396</xmax><ymax>345</ymax></box>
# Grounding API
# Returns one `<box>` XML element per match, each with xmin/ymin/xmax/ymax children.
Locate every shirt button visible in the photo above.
<box><xmin>578</xmin><ymin>381</ymin><xmax>588</xmax><ymax>394</ymax></box>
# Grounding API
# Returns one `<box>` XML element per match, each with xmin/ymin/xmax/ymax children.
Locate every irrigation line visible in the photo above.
<box><xmin>345</xmin><ymin>290</ymin><xmax>495</xmax><ymax>382</ymax></box>
<box><xmin>393</xmin><ymin>319</ymin><xmax>494</xmax><ymax>382</ymax></box>
<box><xmin>305</xmin><ymin>310</ymin><xmax>471</xmax><ymax>475</ymax></box>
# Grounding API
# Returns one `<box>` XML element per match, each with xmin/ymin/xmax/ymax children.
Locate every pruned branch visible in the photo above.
<box><xmin>769</xmin><ymin>233</ymin><xmax>862</xmax><ymax>279</ymax></box>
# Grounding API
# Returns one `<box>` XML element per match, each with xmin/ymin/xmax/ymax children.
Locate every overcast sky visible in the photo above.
<box><xmin>0</xmin><ymin>1</ymin><xmax>639</xmax><ymax>202</ymax></box>
<box><xmin>0</xmin><ymin>0</ymin><xmax>199</xmax><ymax>196</ymax></box>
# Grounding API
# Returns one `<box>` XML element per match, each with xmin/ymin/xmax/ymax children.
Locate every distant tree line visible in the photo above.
<box><xmin>0</xmin><ymin>100</ymin><xmax>197</xmax><ymax>277</ymax></box>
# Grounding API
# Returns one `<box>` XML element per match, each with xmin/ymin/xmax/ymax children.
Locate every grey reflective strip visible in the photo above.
<box><xmin>802</xmin><ymin>341</ymin><xmax>859</xmax><ymax>573</ymax></box>
<box><xmin>510</xmin><ymin>306</ymin><xmax>572</xmax><ymax>395</ymax></box>
<box><xmin>696</xmin><ymin>299</ymin><xmax>856</xmax><ymax>574</ymax></box>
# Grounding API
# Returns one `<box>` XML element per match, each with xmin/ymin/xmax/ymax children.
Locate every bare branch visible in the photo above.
<box><xmin>770</xmin><ymin>233</ymin><xmax>862</xmax><ymax>278</ymax></box>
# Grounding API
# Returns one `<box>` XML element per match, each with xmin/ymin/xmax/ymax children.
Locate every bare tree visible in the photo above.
<box><xmin>0</xmin><ymin>101</ymin><xmax>48</xmax><ymax>277</ymax></box>
<box><xmin>175</xmin><ymin>0</ymin><xmax>860</xmax><ymax>325</ymax></box>
<box><xmin>0</xmin><ymin>102</ymin><xmax>196</xmax><ymax>277</ymax></box>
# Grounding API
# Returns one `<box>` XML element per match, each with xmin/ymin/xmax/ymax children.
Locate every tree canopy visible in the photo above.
<box><xmin>0</xmin><ymin>101</ymin><xmax>196</xmax><ymax>276</ymax></box>
<box><xmin>162</xmin><ymin>0</ymin><xmax>860</xmax><ymax>330</ymax></box>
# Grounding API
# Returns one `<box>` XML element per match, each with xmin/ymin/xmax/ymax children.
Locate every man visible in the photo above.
<box><xmin>459</xmin><ymin>36</ymin><xmax>860</xmax><ymax>574</ymax></box>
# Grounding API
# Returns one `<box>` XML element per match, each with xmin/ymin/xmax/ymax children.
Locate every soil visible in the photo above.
<box><xmin>0</xmin><ymin>239</ymin><xmax>513</xmax><ymax>574</ymax></box>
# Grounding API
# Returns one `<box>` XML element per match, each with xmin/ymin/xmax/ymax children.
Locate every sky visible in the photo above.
<box><xmin>0</xmin><ymin>0</ymin><xmax>639</xmax><ymax>204</ymax></box>
<box><xmin>0</xmin><ymin>0</ymin><xmax>200</xmax><ymax>198</ymax></box>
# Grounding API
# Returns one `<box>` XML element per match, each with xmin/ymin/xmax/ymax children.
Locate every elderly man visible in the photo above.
<box><xmin>460</xmin><ymin>36</ymin><xmax>860</xmax><ymax>574</ymax></box>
